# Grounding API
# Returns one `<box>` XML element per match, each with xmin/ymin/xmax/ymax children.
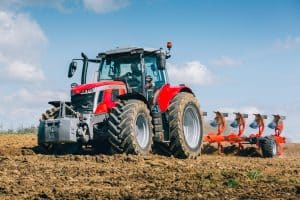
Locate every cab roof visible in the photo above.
<box><xmin>98</xmin><ymin>47</ymin><xmax>160</xmax><ymax>57</ymax></box>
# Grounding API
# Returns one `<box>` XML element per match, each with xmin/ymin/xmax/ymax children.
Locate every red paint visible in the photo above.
<box><xmin>273</xmin><ymin>120</ymin><xmax>285</xmax><ymax>155</ymax></box>
<box><xmin>71</xmin><ymin>81</ymin><xmax>125</xmax><ymax>94</ymax></box>
<box><xmin>95</xmin><ymin>89</ymin><xmax>113</xmax><ymax>114</ymax></box>
<box><xmin>94</xmin><ymin>87</ymin><xmax>126</xmax><ymax>115</ymax></box>
<box><xmin>156</xmin><ymin>84</ymin><xmax>193</xmax><ymax>112</ymax></box>
<box><xmin>204</xmin><ymin>113</ymin><xmax>227</xmax><ymax>152</ymax></box>
<box><xmin>225</xmin><ymin>115</ymin><xmax>247</xmax><ymax>150</ymax></box>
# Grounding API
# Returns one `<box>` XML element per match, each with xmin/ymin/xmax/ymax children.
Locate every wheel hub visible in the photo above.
<box><xmin>183</xmin><ymin>105</ymin><xmax>201</xmax><ymax>149</ymax></box>
<box><xmin>272</xmin><ymin>141</ymin><xmax>277</xmax><ymax>155</ymax></box>
<box><xmin>135</xmin><ymin>114</ymin><xmax>149</xmax><ymax>149</ymax></box>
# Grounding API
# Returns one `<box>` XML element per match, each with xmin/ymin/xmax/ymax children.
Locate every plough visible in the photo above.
<box><xmin>203</xmin><ymin>111</ymin><xmax>286</xmax><ymax>157</ymax></box>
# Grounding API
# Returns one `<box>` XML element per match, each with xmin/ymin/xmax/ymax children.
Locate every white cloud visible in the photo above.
<box><xmin>0</xmin><ymin>9</ymin><xmax>54</xmax><ymax>129</ymax></box>
<box><xmin>211</xmin><ymin>56</ymin><xmax>242</xmax><ymax>67</ymax></box>
<box><xmin>2</xmin><ymin>61</ymin><xmax>45</xmax><ymax>81</ymax></box>
<box><xmin>219</xmin><ymin>106</ymin><xmax>262</xmax><ymax>115</ymax></box>
<box><xmin>0</xmin><ymin>88</ymin><xmax>69</xmax><ymax>128</ymax></box>
<box><xmin>168</xmin><ymin>61</ymin><xmax>216</xmax><ymax>86</ymax></box>
<box><xmin>274</xmin><ymin>35</ymin><xmax>300</xmax><ymax>49</ymax></box>
<box><xmin>0</xmin><ymin>11</ymin><xmax>47</xmax><ymax>61</ymax></box>
<box><xmin>0</xmin><ymin>10</ymin><xmax>47</xmax><ymax>82</ymax></box>
<box><xmin>218</xmin><ymin>106</ymin><xmax>262</xmax><ymax>120</ymax></box>
<box><xmin>285</xmin><ymin>113</ymin><xmax>300</xmax><ymax>143</ymax></box>
<box><xmin>83</xmin><ymin>0</ymin><xmax>129</xmax><ymax>13</ymax></box>
<box><xmin>3</xmin><ymin>88</ymin><xmax>68</xmax><ymax>104</ymax></box>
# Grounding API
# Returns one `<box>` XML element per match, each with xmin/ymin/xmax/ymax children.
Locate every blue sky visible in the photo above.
<box><xmin>0</xmin><ymin>0</ymin><xmax>299</xmax><ymax>141</ymax></box>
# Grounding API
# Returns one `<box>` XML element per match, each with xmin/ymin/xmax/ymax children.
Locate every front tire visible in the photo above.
<box><xmin>168</xmin><ymin>92</ymin><xmax>203</xmax><ymax>159</ymax></box>
<box><xmin>107</xmin><ymin>100</ymin><xmax>153</xmax><ymax>155</ymax></box>
<box><xmin>41</xmin><ymin>106</ymin><xmax>60</xmax><ymax>120</ymax></box>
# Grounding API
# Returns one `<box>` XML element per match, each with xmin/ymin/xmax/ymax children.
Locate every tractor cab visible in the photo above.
<box><xmin>67</xmin><ymin>47</ymin><xmax>171</xmax><ymax>115</ymax></box>
<box><xmin>97</xmin><ymin>47</ymin><xmax>170</xmax><ymax>99</ymax></box>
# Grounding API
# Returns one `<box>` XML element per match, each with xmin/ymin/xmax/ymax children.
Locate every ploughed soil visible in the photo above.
<box><xmin>0</xmin><ymin>134</ymin><xmax>299</xmax><ymax>200</ymax></box>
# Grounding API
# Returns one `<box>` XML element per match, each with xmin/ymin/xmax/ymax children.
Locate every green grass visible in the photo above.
<box><xmin>225</xmin><ymin>179</ymin><xmax>239</xmax><ymax>188</ymax></box>
<box><xmin>247</xmin><ymin>170</ymin><xmax>261</xmax><ymax>180</ymax></box>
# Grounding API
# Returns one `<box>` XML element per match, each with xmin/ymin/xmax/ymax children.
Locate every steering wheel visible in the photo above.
<box><xmin>118</xmin><ymin>72</ymin><xmax>132</xmax><ymax>80</ymax></box>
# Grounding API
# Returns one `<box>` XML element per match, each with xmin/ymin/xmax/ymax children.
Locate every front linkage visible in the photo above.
<box><xmin>38</xmin><ymin>101</ymin><xmax>102</xmax><ymax>153</ymax></box>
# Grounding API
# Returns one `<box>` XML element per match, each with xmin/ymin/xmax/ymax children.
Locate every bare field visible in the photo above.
<box><xmin>0</xmin><ymin>134</ymin><xmax>299</xmax><ymax>200</ymax></box>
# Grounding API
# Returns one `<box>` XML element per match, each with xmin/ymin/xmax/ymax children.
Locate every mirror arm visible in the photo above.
<box><xmin>166</xmin><ymin>53</ymin><xmax>171</xmax><ymax>59</ymax></box>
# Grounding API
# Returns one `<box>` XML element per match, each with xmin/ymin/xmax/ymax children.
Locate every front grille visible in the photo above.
<box><xmin>71</xmin><ymin>92</ymin><xmax>95</xmax><ymax>113</ymax></box>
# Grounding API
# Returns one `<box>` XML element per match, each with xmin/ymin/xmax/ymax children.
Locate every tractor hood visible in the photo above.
<box><xmin>71</xmin><ymin>81</ymin><xmax>125</xmax><ymax>95</ymax></box>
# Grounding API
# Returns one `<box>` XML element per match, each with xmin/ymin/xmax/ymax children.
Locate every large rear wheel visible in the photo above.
<box><xmin>168</xmin><ymin>92</ymin><xmax>203</xmax><ymax>159</ymax></box>
<box><xmin>107</xmin><ymin>100</ymin><xmax>153</xmax><ymax>155</ymax></box>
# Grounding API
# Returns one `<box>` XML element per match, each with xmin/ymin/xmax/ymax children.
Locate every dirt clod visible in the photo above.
<box><xmin>0</xmin><ymin>134</ymin><xmax>299</xmax><ymax>199</ymax></box>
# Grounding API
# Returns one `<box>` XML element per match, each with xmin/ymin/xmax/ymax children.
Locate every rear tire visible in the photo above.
<box><xmin>167</xmin><ymin>92</ymin><xmax>203</xmax><ymax>159</ymax></box>
<box><xmin>107</xmin><ymin>100</ymin><xmax>153</xmax><ymax>155</ymax></box>
<box><xmin>93</xmin><ymin>139</ymin><xmax>111</xmax><ymax>154</ymax></box>
<box><xmin>259</xmin><ymin>136</ymin><xmax>278</xmax><ymax>158</ymax></box>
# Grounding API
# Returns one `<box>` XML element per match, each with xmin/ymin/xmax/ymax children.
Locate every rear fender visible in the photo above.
<box><xmin>155</xmin><ymin>84</ymin><xmax>194</xmax><ymax>112</ymax></box>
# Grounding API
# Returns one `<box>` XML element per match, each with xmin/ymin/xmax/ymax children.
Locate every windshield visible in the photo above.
<box><xmin>99</xmin><ymin>54</ymin><xmax>141</xmax><ymax>80</ymax></box>
<box><xmin>99</xmin><ymin>54</ymin><xmax>142</xmax><ymax>92</ymax></box>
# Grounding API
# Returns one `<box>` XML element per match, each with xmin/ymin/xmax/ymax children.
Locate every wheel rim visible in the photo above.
<box><xmin>135</xmin><ymin>113</ymin><xmax>149</xmax><ymax>149</ymax></box>
<box><xmin>183</xmin><ymin>105</ymin><xmax>201</xmax><ymax>149</ymax></box>
<box><xmin>272</xmin><ymin>141</ymin><xmax>277</xmax><ymax>155</ymax></box>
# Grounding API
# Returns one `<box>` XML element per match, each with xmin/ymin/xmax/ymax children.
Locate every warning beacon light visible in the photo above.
<box><xmin>166</xmin><ymin>42</ymin><xmax>172</xmax><ymax>51</ymax></box>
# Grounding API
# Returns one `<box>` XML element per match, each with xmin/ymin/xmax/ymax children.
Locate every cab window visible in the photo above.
<box><xmin>144</xmin><ymin>55</ymin><xmax>167</xmax><ymax>89</ymax></box>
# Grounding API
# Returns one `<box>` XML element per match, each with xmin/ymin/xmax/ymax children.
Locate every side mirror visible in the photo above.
<box><xmin>68</xmin><ymin>61</ymin><xmax>77</xmax><ymax>78</ymax></box>
<box><xmin>157</xmin><ymin>53</ymin><xmax>166</xmax><ymax>70</ymax></box>
<box><xmin>71</xmin><ymin>82</ymin><xmax>78</xmax><ymax>88</ymax></box>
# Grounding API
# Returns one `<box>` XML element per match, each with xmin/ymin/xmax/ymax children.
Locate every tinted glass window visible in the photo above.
<box><xmin>99</xmin><ymin>55</ymin><xmax>142</xmax><ymax>92</ymax></box>
<box><xmin>99</xmin><ymin>55</ymin><xmax>141</xmax><ymax>80</ymax></box>
<box><xmin>144</xmin><ymin>55</ymin><xmax>167</xmax><ymax>89</ymax></box>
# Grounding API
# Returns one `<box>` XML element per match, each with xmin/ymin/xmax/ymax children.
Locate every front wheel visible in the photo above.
<box><xmin>107</xmin><ymin>100</ymin><xmax>153</xmax><ymax>155</ymax></box>
<box><xmin>168</xmin><ymin>92</ymin><xmax>203</xmax><ymax>159</ymax></box>
<box><xmin>40</xmin><ymin>106</ymin><xmax>60</xmax><ymax>121</ymax></box>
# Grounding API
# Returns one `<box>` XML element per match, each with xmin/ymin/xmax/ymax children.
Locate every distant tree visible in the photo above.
<box><xmin>16</xmin><ymin>125</ymin><xmax>37</xmax><ymax>134</ymax></box>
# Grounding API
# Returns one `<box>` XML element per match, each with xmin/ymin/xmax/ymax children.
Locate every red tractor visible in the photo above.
<box><xmin>38</xmin><ymin>43</ymin><xmax>204</xmax><ymax>158</ymax></box>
